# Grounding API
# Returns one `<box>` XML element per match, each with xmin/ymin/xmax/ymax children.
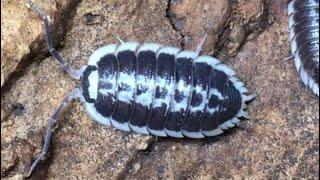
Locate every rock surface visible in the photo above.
<box><xmin>0</xmin><ymin>0</ymin><xmax>80</xmax><ymax>88</ymax></box>
<box><xmin>1</xmin><ymin>0</ymin><xmax>319</xmax><ymax>179</ymax></box>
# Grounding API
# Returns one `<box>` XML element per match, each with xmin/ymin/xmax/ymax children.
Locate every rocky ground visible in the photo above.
<box><xmin>1</xmin><ymin>0</ymin><xmax>319</xmax><ymax>179</ymax></box>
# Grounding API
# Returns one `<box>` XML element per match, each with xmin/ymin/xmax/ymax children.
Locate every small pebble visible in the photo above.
<box><xmin>133</xmin><ymin>163</ymin><xmax>141</xmax><ymax>172</ymax></box>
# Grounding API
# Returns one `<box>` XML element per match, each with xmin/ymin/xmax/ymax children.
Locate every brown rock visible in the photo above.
<box><xmin>168</xmin><ymin>0</ymin><xmax>231</xmax><ymax>53</ymax></box>
<box><xmin>1</xmin><ymin>144</ymin><xmax>17</xmax><ymax>177</ymax></box>
<box><xmin>1</xmin><ymin>0</ymin><xmax>39</xmax><ymax>87</ymax></box>
<box><xmin>1</xmin><ymin>0</ymin><xmax>176</xmax><ymax>178</ymax></box>
<box><xmin>223</xmin><ymin>0</ymin><xmax>273</xmax><ymax>57</ymax></box>
<box><xmin>1</xmin><ymin>0</ymin><xmax>80</xmax><ymax>88</ymax></box>
<box><xmin>1</xmin><ymin>0</ymin><xmax>318</xmax><ymax>179</ymax></box>
<box><xmin>167</xmin><ymin>0</ymin><xmax>273</xmax><ymax>58</ymax></box>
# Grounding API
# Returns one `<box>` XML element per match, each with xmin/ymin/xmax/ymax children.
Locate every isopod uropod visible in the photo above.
<box><xmin>288</xmin><ymin>0</ymin><xmax>319</xmax><ymax>96</ymax></box>
<box><xmin>26</xmin><ymin>0</ymin><xmax>254</xmax><ymax>176</ymax></box>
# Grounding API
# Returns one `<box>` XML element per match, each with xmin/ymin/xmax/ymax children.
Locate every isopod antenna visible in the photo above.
<box><xmin>27</xmin><ymin>88</ymin><xmax>82</xmax><ymax>177</ymax></box>
<box><xmin>26</xmin><ymin>0</ymin><xmax>85</xmax><ymax>176</ymax></box>
<box><xmin>27</xmin><ymin>0</ymin><xmax>84</xmax><ymax>80</ymax></box>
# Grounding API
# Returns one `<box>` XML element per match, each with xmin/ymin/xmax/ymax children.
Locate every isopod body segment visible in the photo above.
<box><xmin>26</xmin><ymin>0</ymin><xmax>254</xmax><ymax>176</ymax></box>
<box><xmin>81</xmin><ymin>42</ymin><xmax>253</xmax><ymax>138</ymax></box>
<box><xmin>288</xmin><ymin>0</ymin><xmax>319</xmax><ymax>96</ymax></box>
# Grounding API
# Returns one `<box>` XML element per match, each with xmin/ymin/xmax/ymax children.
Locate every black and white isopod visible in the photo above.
<box><xmin>26</xmin><ymin>0</ymin><xmax>254</xmax><ymax>176</ymax></box>
<box><xmin>288</xmin><ymin>0</ymin><xmax>319</xmax><ymax>96</ymax></box>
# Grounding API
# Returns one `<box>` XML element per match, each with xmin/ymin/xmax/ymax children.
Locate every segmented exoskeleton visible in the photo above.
<box><xmin>26</xmin><ymin>0</ymin><xmax>254</xmax><ymax>176</ymax></box>
<box><xmin>81</xmin><ymin>42</ymin><xmax>253</xmax><ymax>138</ymax></box>
<box><xmin>288</xmin><ymin>0</ymin><xmax>319</xmax><ymax>96</ymax></box>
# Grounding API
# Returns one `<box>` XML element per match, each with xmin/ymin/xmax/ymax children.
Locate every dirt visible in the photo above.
<box><xmin>1</xmin><ymin>0</ymin><xmax>318</xmax><ymax>179</ymax></box>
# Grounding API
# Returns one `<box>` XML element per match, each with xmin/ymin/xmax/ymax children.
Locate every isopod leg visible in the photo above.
<box><xmin>27</xmin><ymin>88</ymin><xmax>82</xmax><ymax>177</ymax></box>
<box><xmin>115</xmin><ymin>36</ymin><xmax>125</xmax><ymax>44</ymax></box>
<box><xmin>195</xmin><ymin>33</ymin><xmax>208</xmax><ymax>56</ymax></box>
<box><xmin>26</xmin><ymin>0</ymin><xmax>83</xmax><ymax>79</ymax></box>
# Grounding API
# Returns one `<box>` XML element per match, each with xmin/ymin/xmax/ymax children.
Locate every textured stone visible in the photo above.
<box><xmin>168</xmin><ymin>0</ymin><xmax>273</xmax><ymax>58</ymax></box>
<box><xmin>168</xmin><ymin>0</ymin><xmax>230</xmax><ymax>53</ymax></box>
<box><xmin>1</xmin><ymin>0</ymin><xmax>319</xmax><ymax>179</ymax></box>
<box><xmin>0</xmin><ymin>0</ymin><xmax>79</xmax><ymax>87</ymax></box>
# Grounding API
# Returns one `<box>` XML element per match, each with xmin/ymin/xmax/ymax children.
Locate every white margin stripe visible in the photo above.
<box><xmin>88</xmin><ymin>44</ymin><xmax>117</xmax><ymax>66</ymax></box>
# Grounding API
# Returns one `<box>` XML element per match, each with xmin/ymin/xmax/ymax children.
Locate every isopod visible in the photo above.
<box><xmin>288</xmin><ymin>0</ymin><xmax>319</xmax><ymax>96</ymax></box>
<box><xmin>26</xmin><ymin>0</ymin><xmax>254</xmax><ymax>176</ymax></box>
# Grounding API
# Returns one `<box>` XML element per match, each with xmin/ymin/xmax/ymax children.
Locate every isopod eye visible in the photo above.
<box><xmin>174</xmin><ymin>89</ymin><xmax>184</xmax><ymax>102</ymax></box>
